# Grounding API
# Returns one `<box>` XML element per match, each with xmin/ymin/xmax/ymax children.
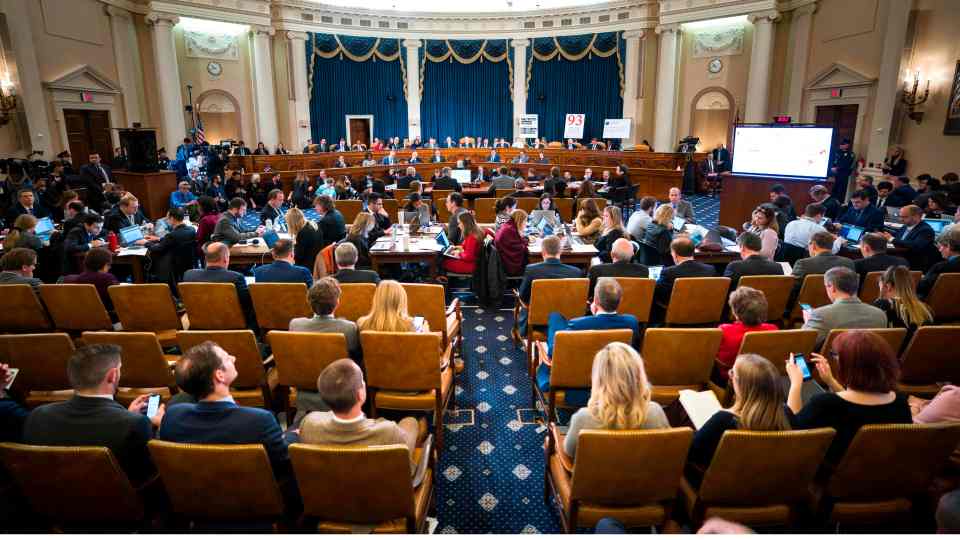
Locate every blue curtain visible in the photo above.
<box><xmin>307</xmin><ymin>34</ymin><xmax>408</xmax><ymax>143</ymax></box>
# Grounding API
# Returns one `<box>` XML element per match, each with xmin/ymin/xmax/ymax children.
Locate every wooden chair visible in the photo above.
<box><xmin>664</xmin><ymin>277</ymin><xmax>731</xmax><ymax>326</ymax></box>
<box><xmin>361</xmin><ymin>331</ymin><xmax>453</xmax><ymax>449</ymax></box>
<box><xmin>680</xmin><ymin>428</ymin><xmax>836</xmax><ymax>529</ymax></box>
<box><xmin>267</xmin><ymin>331</ymin><xmax>349</xmax><ymax>418</ymax></box>
<box><xmin>736</xmin><ymin>329</ymin><xmax>819</xmax><ymax>376</ymax></box>
<box><xmin>737</xmin><ymin>275</ymin><xmax>796</xmax><ymax>326</ymax></box>
<box><xmin>109</xmin><ymin>284</ymin><xmax>186</xmax><ymax>347</ymax></box>
<box><xmin>819</xmin><ymin>423</ymin><xmax>960</xmax><ymax>526</ymax></box>
<box><xmin>432</xmin><ymin>189</ymin><xmax>454</xmax><ymax>222</ymax></box>
<box><xmin>148</xmin><ymin>441</ymin><xmax>286</xmax><ymax>527</ymax></box>
<box><xmin>249</xmin><ymin>283</ymin><xmax>312</xmax><ymax>332</ymax></box>
<box><xmin>495</xmin><ymin>188</ymin><xmax>514</xmax><ymax>199</ymax></box>
<box><xmin>81</xmin><ymin>332</ymin><xmax>178</xmax><ymax>404</ymax></box>
<box><xmin>0</xmin><ymin>333</ymin><xmax>75</xmax><ymax>407</ymax></box>
<box><xmin>818</xmin><ymin>327</ymin><xmax>908</xmax><ymax>358</ymax></box>
<box><xmin>515</xmin><ymin>197</ymin><xmax>539</xmax><ymax>214</ymax></box>
<box><xmin>612</xmin><ymin>278</ymin><xmax>655</xmax><ymax>325</ymax></box>
<box><xmin>546</xmin><ymin>427</ymin><xmax>694</xmax><ymax>532</ymax></box>
<box><xmin>0</xmin><ymin>443</ymin><xmax>146</xmax><ymax>529</ymax></box>
<box><xmin>403</xmin><ymin>283</ymin><xmax>462</xmax><ymax>359</ymax></box>
<box><xmin>382</xmin><ymin>198</ymin><xmax>398</xmax><ymax>217</ymax></box>
<box><xmin>554</xmin><ymin>197</ymin><xmax>574</xmax><ymax>222</ymax></box>
<box><xmin>393</xmin><ymin>188</ymin><xmax>409</xmax><ymax>201</ymax></box>
<box><xmin>897</xmin><ymin>326</ymin><xmax>960</xmax><ymax>397</ymax></box>
<box><xmin>178</xmin><ymin>282</ymin><xmax>246</xmax><ymax>330</ymax></box>
<box><xmin>513</xmin><ymin>278</ymin><xmax>589</xmax><ymax>371</ymax></box>
<box><xmin>176</xmin><ymin>330</ymin><xmax>276</xmax><ymax>408</ymax></box>
<box><xmin>289</xmin><ymin>442</ymin><xmax>434</xmax><ymax>533</ymax></box>
<box><xmin>926</xmin><ymin>273</ymin><xmax>960</xmax><ymax>323</ymax></box>
<box><xmin>534</xmin><ymin>329</ymin><xmax>633</xmax><ymax>421</ymax></box>
<box><xmin>337</xmin><ymin>200</ymin><xmax>364</xmax><ymax>224</ymax></box>
<box><xmin>640</xmin><ymin>328</ymin><xmax>723</xmax><ymax>405</ymax></box>
<box><xmin>473</xmin><ymin>198</ymin><xmax>497</xmax><ymax>223</ymax></box>
<box><xmin>39</xmin><ymin>284</ymin><xmax>113</xmax><ymax>333</ymax></box>
<box><xmin>0</xmin><ymin>284</ymin><xmax>51</xmax><ymax>333</ymax></box>
<box><xmin>337</xmin><ymin>283</ymin><xmax>377</xmax><ymax>323</ymax></box>
<box><xmin>859</xmin><ymin>270</ymin><xmax>921</xmax><ymax>304</ymax></box>
<box><xmin>788</xmin><ymin>274</ymin><xmax>830</xmax><ymax>326</ymax></box>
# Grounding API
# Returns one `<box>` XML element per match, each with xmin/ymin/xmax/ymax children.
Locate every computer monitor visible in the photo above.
<box><xmin>33</xmin><ymin>217</ymin><xmax>54</xmax><ymax>238</ymax></box>
<box><xmin>451</xmin><ymin>169</ymin><xmax>472</xmax><ymax>184</ymax></box>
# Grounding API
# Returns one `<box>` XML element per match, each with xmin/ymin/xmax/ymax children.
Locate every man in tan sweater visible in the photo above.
<box><xmin>299</xmin><ymin>359</ymin><xmax>423</xmax><ymax>472</ymax></box>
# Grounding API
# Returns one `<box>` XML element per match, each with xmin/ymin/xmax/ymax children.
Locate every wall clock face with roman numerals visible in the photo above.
<box><xmin>207</xmin><ymin>61</ymin><xmax>223</xmax><ymax>77</ymax></box>
<box><xmin>708</xmin><ymin>58</ymin><xmax>723</xmax><ymax>74</ymax></box>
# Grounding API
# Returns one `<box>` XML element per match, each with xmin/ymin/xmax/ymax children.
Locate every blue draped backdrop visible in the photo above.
<box><xmin>307</xmin><ymin>34</ymin><xmax>408</xmax><ymax>143</ymax></box>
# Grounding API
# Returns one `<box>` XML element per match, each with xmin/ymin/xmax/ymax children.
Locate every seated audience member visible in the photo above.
<box><xmin>802</xmin><ymin>266</ymin><xmax>887</xmax><ymax>348</ymax></box>
<box><xmin>0</xmin><ymin>248</ymin><xmax>42</xmax><ymax>293</ymax></box>
<box><xmin>211</xmin><ymin>198</ymin><xmax>265</xmax><ymax>246</ymax></box>
<box><xmin>183</xmin><ymin>242</ymin><xmax>252</xmax><ymax>314</ymax></box>
<box><xmin>881</xmin><ymin>204</ymin><xmax>939</xmax><ymax>270</ymax></box>
<box><xmin>653</xmin><ymin>237</ymin><xmax>716</xmax><ymax>313</ymax></box>
<box><xmin>444</xmin><ymin>193</ymin><xmax>468</xmax><ymax>245</ymax></box>
<box><xmin>494</xmin><ymin>209</ymin><xmax>529</xmax><ymax>277</ymax></box>
<box><xmin>852</xmin><ymin>175</ymin><xmax>878</xmax><ymax>205</ymax></box>
<box><xmin>160</xmin><ymin>342</ymin><xmax>289</xmax><ymax>473</ymax></box>
<box><xmin>487</xmin><ymin>167</ymin><xmax>515</xmax><ymax>192</ymax></box>
<box><xmin>365</xmin><ymin>193</ymin><xmax>392</xmax><ymax>242</ymax></box>
<box><xmin>715</xmin><ymin>287</ymin><xmax>778</xmax><ymax>383</ymax></box>
<box><xmin>626</xmin><ymin>196</ymin><xmax>657</xmax><ymax>241</ymax></box>
<box><xmin>402</xmin><ymin>193</ymin><xmax>431</xmax><ymax>225</ymax></box>
<box><xmin>543</xmin><ymin>167</ymin><xmax>566</xmax><ymax>197</ymax></box>
<box><xmin>528</xmin><ymin>195</ymin><xmax>560</xmax><ymax>230</ymax></box>
<box><xmin>291</xmin><ymin>277</ymin><xmax>360</xmax><ymax>359</ymax></box>
<box><xmin>787</xmin><ymin>330</ymin><xmax>911</xmax><ymax>463</ymax></box>
<box><xmin>286</xmin><ymin>207</ymin><xmax>323</xmax><ymax>271</ymax></box>
<box><xmin>169</xmin><ymin>181</ymin><xmax>198</xmax><ymax>210</ymax></box>
<box><xmin>767</xmin><ymin>184</ymin><xmax>796</xmax><ymax>219</ymax></box>
<box><xmin>791</xmin><ymin>231</ymin><xmax>855</xmax><ymax>297</ymax></box>
<box><xmin>64</xmin><ymin>212</ymin><xmax>107</xmax><ymax>265</ymax></box>
<box><xmin>587</xmin><ymin>238</ymin><xmax>648</xmax><ymax>298</ymax></box>
<box><xmin>854</xmin><ymin>232</ymin><xmax>909</xmax><ymax>282</ymax></box>
<box><xmin>260</xmin><ymin>189</ymin><xmax>285</xmax><ymax>226</ymax></box>
<box><xmin>509</xmin><ymin>178</ymin><xmax>537</xmax><ymax>199</ymax></box>
<box><xmin>594</xmin><ymin>206</ymin><xmax>627</xmax><ymax>264</ymax></box>
<box><xmin>783</xmin><ymin>203</ymin><xmax>828</xmax><ymax>253</ymax></box>
<box><xmin>396</xmin><ymin>166</ymin><xmax>420</xmax><ymax>190</ymax></box>
<box><xmin>443</xmin><ymin>211</ymin><xmax>483</xmax><ymax>275</ymax></box>
<box><xmin>314</xmin><ymin>195</ymin><xmax>346</xmax><ymax>248</ymax></box>
<box><xmin>562</xmin><ymin>342</ymin><xmax>668</xmax><ymax>458</ymax></box>
<box><xmin>301</xmin><ymin>359</ymin><xmax>423</xmax><ymax>473</ymax></box>
<box><xmin>668</xmin><ymin>187</ymin><xmax>697</xmax><ymax>224</ymax></box>
<box><xmin>105</xmin><ymin>194</ymin><xmax>149</xmax><ymax>235</ymax></box>
<box><xmin>925</xmin><ymin>191</ymin><xmax>953</xmax><ymax>219</ymax></box>
<box><xmin>574</xmin><ymin>198</ymin><xmax>603</xmax><ymax>243</ymax></box>
<box><xmin>808</xmin><ymin>184</ymin><xmax>841</xmax><ymax>220</ymax></box>
<box><xmin>332</xmin><ymin>242</ymin><xmax>380</xmax><ymax>284</ymax></box>
<box><xmin>195</xmin><ymin>196</ymin><xmax>221</xmax><ymax>249</ymax></box>
<box><xmin>770</xmin><ymin>196</ymin><xmax>796</xmax><ymax>235</ymax></box>
<box><xmin>253</xmin><ymin>238</ymin><xmax>313</xmax><ymax>287</ymax></box>
<box><xmin>885</xmin><ymin>175</ymin><xmax>918</xmax><ymax>208</ymax></box>
<box><xmin>874</xmin><ymin>265</ymin><xmax>932</xmax><ymax>339</ymax></box>
<box><xmin>917</xmin><ymin>227</ymin><xmax>960</xmax><ymax>298</ymax></box>
<box><xmin>876</xmin><ymin>180</ymin><xmax>894</xmax><ymax>208</ymax></box>
<box><xmin>5</xmin><ymin>188</ymin><xmax>50</xmax><ymax>225</ymax></box>
<box><xmin>516</xmin><ymin>235</ymin><xmax>582</xmax><ymax>335</ymax></box>
<box><xmin>22</xmin><ymin>344</ymin><xmax>163</xmax><ymax>482</ymax></box>
<box><xmin>1</xmin><ymin>363</ymin><xmax>28</xmax><ymax>442</ymax></box>
<box><xmin>689</xmin><ymin>354</ymin><xmax>793</xmax><ymax>470</ymax></box>
<box><xmin>61</xmin><ymin>201</ymin><xmax>87</xmax><ymax>237</ymax></box>
<box><xmin>433</xmin><ymin>167</ymin><xmax>462</xmax><ymax>193</ymax></box>
<box><xmin>494</xmin><ymin>197</ymin><xmax>518</xmax><ymax>231</ymax></box>
<box><xmin>2</xmin><ymin>214</ymin><xmax>42</xmax><ymax>252</ymax></box>
<box><xmin>642</xmin><ymin>205</ymin><xmax>675</xmax><ymax>265</ymax></box>
<box><xmin>742</xmin><ymin>205</ymin><xmax>779</xmax><ymax>260</ymax></box>
<box><xmin>145</xmin><ymin>207</ymin><xmax>197</xmax><ymax>285</ymax></box>
<box><xmin>63</xmin><ymin>247</ymin><xmax>120</xmax><ymax>311</ymax></box>
<box><xmin>341</xmin><ymin>213</ymin><xmax>375</xmax><ymax>269</ymax></box>
<box><xmin>912</xmin><ymin>385</ymin><xmax>960</xmax><ymax>424</ymax></box>
<box><xmin>836</xmin><ymin>190</ymin><xmax>885</xmax><ymax>232</ymax></box>
<box><xmin>723</xmin><ymin>232</ymin><xmax>784</xmax><ymax>288</ymax></box>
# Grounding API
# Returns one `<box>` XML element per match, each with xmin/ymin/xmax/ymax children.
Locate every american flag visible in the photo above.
<box><xmin>195</xmin><ymin>116</ymin><xmax>206</xmax><ymax>145</ymax></box>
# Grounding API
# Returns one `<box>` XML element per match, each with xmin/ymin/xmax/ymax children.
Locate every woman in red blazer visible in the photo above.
<box><xmin>494</xmin><ymin>209</ymin><xmax>529</xmax><ymax>276</ymax></box>
<box><xmin>444</xmin><ymin>211</ymin><xmax>484</xmax><ymax>275</ymax></box>
<box><xmin>715</xmin><ymin>286</ymin><xmax>777</xmax><ymax>383</ymax></box>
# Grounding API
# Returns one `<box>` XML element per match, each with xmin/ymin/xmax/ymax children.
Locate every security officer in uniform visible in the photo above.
<box><xmin>830</xmin><ymin>138</ymin><xmax>856</xmax><ymax>202</ymax></box>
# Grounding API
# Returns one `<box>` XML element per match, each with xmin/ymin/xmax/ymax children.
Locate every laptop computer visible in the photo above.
<box><xmin>839</xmin><ymin>224</ymin><xmax>866</xmax><ymax>246</ymax></box>
<box><xmin>923</xmin><ymin>218</ymin><xmax>952</xmax><ymax>235</ymax></box>
<box><xmin>118</xmin><ymin>224</ymin><xmax>144</xmax><ymax>247</ymax></box>
<box><xmin>435</xmin><ymin>229</ymin><xmax>459</xmax><ymax>258</ymax></box>
<box><xmin>262</xmin><ymin>229</ymin><xmax>280</xmax><ymax>249</ymax></box>
<box><xmin>33</xmin><ymin>217</ymin><xmax>54</xmax><ymax>241</ymax></box>
<box><xmin>672</xmin><ymin>216</ymin><xmax>687</xmax><ymax>232</ymax></box>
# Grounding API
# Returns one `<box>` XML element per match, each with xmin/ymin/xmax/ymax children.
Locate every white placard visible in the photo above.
<box><xmin>602</xmin><ymin>118</ymin><xmax>631</xmax><ymax>139</ymax></box>
<box><xmin>519</xmin><ymin>114</ymin><xmax>539</xmax><ymax>139</ymax></box>
<box><xmin>563</xmin><ymin>113</ymin><xmax>585</xmax><ymax>139</ymax></box>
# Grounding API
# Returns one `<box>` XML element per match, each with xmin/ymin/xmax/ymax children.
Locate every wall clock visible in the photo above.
<box><xmin>207</xmin><ymin>61</ymin><xmax>223</xmax><ymax>77</ymax></box>
<box><xmin>708</xmin><ymin>58</ymin><xmax>723</xmax><ymax>74</ymax></box>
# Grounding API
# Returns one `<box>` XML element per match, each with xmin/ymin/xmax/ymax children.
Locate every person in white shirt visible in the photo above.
<box><xmin>784</xmin><ymin>203</ymin><xmax>843</xmax><ymax>253</ymax></box>
<box><xmin>626</xmin><ymin>196</ymin><xmax>657</xmax><ymax>240</ymax></box>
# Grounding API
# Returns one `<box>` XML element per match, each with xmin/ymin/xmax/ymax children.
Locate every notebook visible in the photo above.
<box><xmin>118</xmin><ymin>224</ymin><xmax>144</xmax><ymax>247</ymax></box>
<box><xmin>435</xmin><ymin>229</ymin><xmax>459</xmax><ymax>258</ymax></box>
<box><xmin>678</xmin><ymin>389</ymin><xmax>723</xmax><ymax>430</ymax></box>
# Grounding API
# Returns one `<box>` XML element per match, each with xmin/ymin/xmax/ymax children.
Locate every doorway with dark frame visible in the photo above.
<box><xmin>348</xmin><ymin>117</ymin><xmax>371</xmax><ymax>148</ymax></box>
<box><xmin>815</xmin><ymin>104</ymin><xmax>858</xmax><ymax>157</ymax></box>
<box><xmin>63</xmin><ymin>109</ymin><xmax>114</xmax><ymax>166</ymax></box>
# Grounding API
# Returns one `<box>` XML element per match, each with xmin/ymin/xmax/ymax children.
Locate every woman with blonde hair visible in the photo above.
<box><xmin>594</xmin><ymin>205</ymin><xmax>627</xmax><ymax>263</ymax></box>
<box><xmin>874</xmin><ymin>265</ymin><xmax>933</xmax><ymax>341</ymax></box>
<box><xmin>563</xmin><ymin>342</ymin><xmax>669</xmax><ymax>458</ymax></box>
<box><xmin>641</xmin><ymin>204</ymin><xmax>675</xmax><ymax>265</ymax></box>
<box><xmin>286</xmin><ymin>207</ymin><xmax>323</xmax><ymax>270</ymax></box>
<box><xmin>3</xmin><ymin>214</ymin><xmax>42</xmax><ymax>252</ymax></box>
<box><xmin>342</xmin><ymin>212</ymin><xmax>375</xmax><ymax>268</ymax></box>
<box><xmin>358</xmin><ymin>280</ymin><xmax>428</xmax><ymax>333</ymax></box>
<box><xmin>574</xmin><ymin>198</ymin><xmax>603</xmax><ymax>242</ymax></box>
<box><xmin>688</xmin><ymin>354</ymin><xmax>794</xmax><ymax>470</ymax></box>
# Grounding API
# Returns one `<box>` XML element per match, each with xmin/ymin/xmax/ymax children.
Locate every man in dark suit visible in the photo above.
<box><xmin>159</xmin><ymin>341</ymin><xmax>290</xmax><ymax>475</ymax></box>
<box><xmin>314</xmin><ymin>195</ymin><xmax>346</xmax><ymax>248</ymax></box>
<box><xmin>809</xmin><ymin>184</ymin><xmax>841</xmax><ymax>220</ymax></box>
<box><xmin>882</xmin><ymin>204</ymin><xmax>939</xmax><ymax>271</ymax></box>
<box><xmin>829</xmin><ymin>139</ymin><xmax>855</xmax><ymax>201</ymax></box>
<box><xmin>432</xmin><ymin>167</ymin><xmax>462</xmax><ymax>193</ymax></box>
<box><xmin>587</xmin><ymin>238</ymin><xmax>648</xmax><ymax>298</ymax></box>
<box><xmin>252</xmin><ymin>238</ymin><xmax>313</xmax><ymax>287</ymax></box>
<box><xmin>146</xmin><ymin>208</ymin><xmax>197</xmax><ymax>286</ymax></box>
<box><xmin>444</xmin><ymin>192</ymin><xmax>469</xmax><ymax>246</ymax></box>
<box><xmin>517</xmin><ymin>235</ymin><xmax>582</xmax><ymax>335</ymax></box>
<box><xmin>876</xmin><ymin>180</ymin><xmax>893</xmax><ymax>209</ymax></box>
<box><xmin>104</xmin><ymin>193</ymin><xmax>149</xmax><ymax>236</ymax></box>
<box><xmin>233</xmin><ymin>140</ymin><xmax>252</xmax><ymax>155</ymax></box>
<box><xmin>381</xmin><ymin>150</ymin><xmax>398</xmax><ymax>166</ymax></box>
<box><xmin>723</xmin><ymin>231</ymin><xmax>784</xmax><ymax>288</ymax></box>
<box><xmin>509</xmin><ymin>179</ymin><xmax>538</xmax><ymax>199</ymax></box>
<box><xmin>855</xmin><ymin>232</ymin><xmax>910</xmax><ymax>283</ymax></box>
<box><xmin>486</xmin><ymin>149</ymin><xmax>501</xmax><ymax>163</ymax></box>
<box><xmin>333</xmin><ymin>242</ymin><xmax>380</xmax><ymax>284</ymax></box>
<box><xmin>886</xmin><ymin>176</ymin><xmax>918</xmax><ymax>208</ymax></box>
<box><xmin>79</xmin><ymin>153</ymin><xmax>113</xmax><ymax>186</ymax></box>
<box><xmin>22</xmin><ymin>344</ymin><xmax>163</xmax><ymax>482</ymax></box>
<box><xmin>835</xmin><ymin>190</ymin><xmax>885</xmax><ymax>232</ymax></box>
<box><xmin>791</xmin><ymin>230</ymin><xmax>856</xmax><ymax>298</ymax></box>
<box><xmin>5</xmin><ymin>188</ymin><xmax>50</xmax><ymax>225</ymax></box>
<box><xmin>396</xmin><ymin>167</ymin><xmax>422</xmax><ymax>190</ymax></box>
<box><xmin>712</xmin><ymin>143</ymin><xmax>731</xmax><ymax>173</ymax></box>
<box><xmin>64</xmin><ymin>212</ymin><xmax>107</xmax><ymax>273</ymax></box>
<box><xmin>653</xmin><ymin>237</ymin><xmax>716</xmax><ymax>318</ymax></box>
<box><xmin>259</xmin><ymin>189</ymin><xmax>285</xmax><ymax>226</ymax></box>
<box><xmin>917</xmin><ymin>227</ymin><xmax>960</xmax><ymax>298</ymax></box>
<box><xmin>183</xmin><ymin>242</ymin><xmax>253</xmax><ymax>316</ymax></box>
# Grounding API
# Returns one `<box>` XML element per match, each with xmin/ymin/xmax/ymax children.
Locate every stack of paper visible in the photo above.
<box><xmin>678</xmin><ymin>389</ymin><xmax>723</xmax><ymax>430</ymax></box>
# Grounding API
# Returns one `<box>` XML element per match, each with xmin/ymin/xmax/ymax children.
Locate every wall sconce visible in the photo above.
<box><xmin>901</xmin><ymin>71</ymin><xmax>930</xmax><ymax>124</ymax></box>
<box><xmin>0</xmin><ymin>75</ymin><xmax>16</xmax><ymax>127</ymax></box>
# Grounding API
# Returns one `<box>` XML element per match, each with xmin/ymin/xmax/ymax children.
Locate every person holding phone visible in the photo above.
<box><xmin>0</xmin><ymin>363</ymin><xmax>28</xmax><ymax>442</ymax></box>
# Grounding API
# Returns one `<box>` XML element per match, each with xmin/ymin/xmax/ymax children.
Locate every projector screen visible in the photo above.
<box><xmin>731</xmin><ymin>125</ymin><xmax>834</xmax><ymax>179</ymax></box>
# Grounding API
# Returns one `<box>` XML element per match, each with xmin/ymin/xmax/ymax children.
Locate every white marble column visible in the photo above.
<box><xmin>511</xmin><ymin>39</ymin><xmax>529</xmax><ymax>142</ymax></box>
<box><xmin>147</xmin><ymin>12</ymin><xmax>186</xmax><ymax>155</ymax></box>
<box><xmin>287</xmin><ymin>31</ymin><xmax>310</xmax><ymax>150</ymax></box>
<box><xmin>745</xmin><ymin>10</ymin><xmax>780</xmax><ymax>123</ymax></box>
<box><xmin>106</xmin><ymin>5</ymin><xmax>145</xmax><ymax>127</ymax></box>
<box><xmin>866</xmin><ymin>0</ymin><xmax>913</xmax><ymax>166</ymax></box>
<box><xmin>403</xmin><ymin>39</ymin><xmax>421</xmax><ymax>140</ymax></box>
<box><xmin>251</xmin><ymin>26</ymin><xmax>279</xmax><ymax>149</ymax></box>
<box><xmin>653</xmin><ymin>24</ymin><xmax>680</xmax><ymax>153</ymax></box>
<box><xmin>0</xmin><ymin>0</ymin><xmax>52</xmax><ymax>154</ymax></box>
<box><xmin>785</xmin><ymin>3</ymin><xmax>816</xmax><ymax>119</ymax></box>
<box><xmin>621</xmin><ymin>30</ymin><xmax>644</xmax><ymax>146</ymax></box>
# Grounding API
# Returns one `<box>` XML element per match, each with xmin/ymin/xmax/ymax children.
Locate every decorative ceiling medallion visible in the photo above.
<box><xmin>691</xmin><ymin>25</ymin><xmax>744</xmax><ymax>58</ymax></box>
<box><xmin>184</xmin><ymin>31</ymin><xmax>240</xmax><ymax>61</ymax></box>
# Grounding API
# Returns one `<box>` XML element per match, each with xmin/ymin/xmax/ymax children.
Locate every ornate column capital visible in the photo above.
<box><xmin>403</xmin><ymin>39</ymin><xmax>422</xmax><ymax>49</ymax></box>
<box><xmin>511</xmin><ymin>38</ymin><xmax>530</xmax><ymax>48</ymax></box>
<box><xmin>655</xmin><ymin>23</ymin><xmax>680</xmax><ymax>35</ymax></box>
<box><xmin>104</xmin><ymin>5</ymin><xmax>133</xmax><ymax>20</ymax></box>
<box><xmin>793</xmin><ymin>2</ymin><xmax>818</xmax><ymax>17</ymax></box>
<box><xmin>251</xmin><ymin>25</ymin><xmax>275</xmax><ymax>37</ymax></box>
<box><xmin>286</xmin><ymin>31</ymin><xmax>308</xmax><ymax>42</ymax></box>
<box><xmin>747</xmin><ymin>10</ymin><xmax>781</xmax><ymax>24</ymax></box>
<box><xmin>622</xmin><ymin>30</ymin><xmax>645</xmax><ymax>40</ymax></box>
<box><xmin>145</xmin><ymin>12</ymin><xmax>179</xmax><ymax>27</ymax></box>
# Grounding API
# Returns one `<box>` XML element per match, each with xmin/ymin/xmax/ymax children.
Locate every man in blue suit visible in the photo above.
<box><xmin>882</xmin><ymin>204</ymin><xmax>940</xmax><ymax>271</ymax></box>
<box><xmin>487</xmin><ymin>149</ymin><xmax>501</xmax><ymax>163</ymax></box>
<box><xmin>836</xmin><ymin>190</ymin><xmax>885</xmax><ymax>232</ymax></box>
<box><xmin>537</xmin><ymin>277</ymin><xmax>639</xmax><ymax>402</ymax></box>
<box><xmin>252</xmin><ymin>238</ymin><xmax>313</xmax><ymax>287</ymax></box>
<box><xmin>885</xmin><ymin>175</ymin><xmax>918</xmax><ymax>208</ymax></box>
<box><xmin>381</xmin><ymin>150</ymin><xmax>398</xmax><ymax>165</ymax></box>
<box><xmin>517</xmin><ymin>235</ymin><xmax>582</xmax><ymax>336</ymax></box>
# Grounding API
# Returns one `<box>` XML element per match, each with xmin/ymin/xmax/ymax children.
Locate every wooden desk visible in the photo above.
<box><xmin>114</xmin><ymin>170</ymin><xmax>178</xmax><ymax>220</ymax></box>
<box><xmin>718</xmin><ymin>174</ymin><xmax>834</xmax><ymax>228</ymax></box>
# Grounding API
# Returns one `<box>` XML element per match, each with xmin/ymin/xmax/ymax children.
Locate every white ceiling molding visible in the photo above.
<box><xmin>659</xmin><ymin>0</ymin><xmax>811</xmax><ymax>25</ymax></box>
<box><xmin>143</xmin><ymin>0</ymin><xmax>273</xmax><ymax>26</ymax></box>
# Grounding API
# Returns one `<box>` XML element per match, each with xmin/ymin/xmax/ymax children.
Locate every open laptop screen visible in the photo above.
<box><xmin>119</xmin><ymin>224</ymin><xmax>144</xmax><ymax>246</ymax></box>
<box><xmin>34</xmin><ymin>217</ymin><xmax>54</xmax><ymax>237</ymax></box>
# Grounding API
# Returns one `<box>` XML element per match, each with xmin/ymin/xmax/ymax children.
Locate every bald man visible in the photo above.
<box><xmin>668</xmin><ymin>187</ymin><xmax>697</xmax><ymax>224</ymax></box>
<box><xmin>587</xmin><ymin>238</ymin><xmax>649</xmax><ymax>299</ymax></box>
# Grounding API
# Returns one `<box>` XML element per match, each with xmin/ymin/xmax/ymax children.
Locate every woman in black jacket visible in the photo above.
<box><xmin>286</xmin><ymin>207</ymin><xmax>323</xmax><ymax>270</ymax></box>
<box><xmin>341</xmin><ymin>212</ymin><xmax>374</xmax><ymax>268</ymax></box>
<box><xmin>594</xmin><ymin>205</ymin><xmax>627</xmax><ymax>263</ymax></box>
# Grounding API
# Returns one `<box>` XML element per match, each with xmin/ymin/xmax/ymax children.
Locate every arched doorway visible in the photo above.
<box><xmin>195</xmin><ymin>90</ymin><xmax>241</xmax><ymax>144</ymax></box>
<box><xmin>689</xmin><ymin>87</ymin><xmax>734</xmax><ymax>153</ymax></box>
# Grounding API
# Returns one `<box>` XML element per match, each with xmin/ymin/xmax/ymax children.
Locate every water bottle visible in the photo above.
<box><xmin>107</xmin><ymin>231</ymin><xmax>119</xmax><ymax>252</ymax></box>
<box><xmin>265</xmin><ymin>219</ymin><xmax>273</xmax><ymax>231</ymax></box>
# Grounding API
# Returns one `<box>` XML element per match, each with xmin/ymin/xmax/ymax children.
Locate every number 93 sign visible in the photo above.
<box><xmin>563</xmin><ymin>114</ymin><xmax>585</xmax><ymax>139</ymax></box>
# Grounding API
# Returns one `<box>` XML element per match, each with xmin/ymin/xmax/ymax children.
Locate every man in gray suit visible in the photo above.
<box><xmin>211</xmin><ymin>198</ymin><xmax>265</xmax><ymax>246</ymax></box>
<box><xmin>791</xmin><ymin>231</ymin><xmax>855</xmax><ymax>298</ymax></box>
<box><xmin>802</xmin><ymin>266</ymin><xmax>887</xmax><ymax>348</ymax></box>
<box><xmin>445</xmin><ymin>192</ymin><xmax>469</xmax><ymax>246</ymax></box>
<box><xmin>486</xmin><ymin>167</ymin><xmax>515</xmax><ymax>194</ymax></box>
<box><xmin>668</xmin><ymin>187</ymin><xmax>697</xmax><ymax>224</ymax></box>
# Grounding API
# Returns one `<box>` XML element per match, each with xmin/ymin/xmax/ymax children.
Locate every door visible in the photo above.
<box><xmin>63</xmin><ymin>109</ymin><xmax>114</xmax><ymax>166</ymax></box>
<box><xmin>815</xmin><ymin>104</ymin><xmax>858</xmax><ymax>155</ymax></box>
<box><xmin>348</xmin><ymin>118</ymin><xmax>370</xmax><ymax>147</ymax></box>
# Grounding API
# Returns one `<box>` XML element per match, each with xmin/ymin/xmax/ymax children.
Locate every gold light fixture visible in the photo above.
<box><xmin>0</xmin><ymin>75</ymin><xmax>16</xmax><ymax>126</ymax></box>
<box><xmin>901</xmin><ymin>70</ymin><xmax>930</xmax><ymax>124</ymax></box>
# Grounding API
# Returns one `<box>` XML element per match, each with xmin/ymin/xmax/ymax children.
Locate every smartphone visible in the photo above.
<box><xmin>793</xmin><ymin>354</ymin><xmax>812</xmax><ymax>380</ymax></box>
<box><xmin>4</xmin><ymin>367</ymin><xmax>18</xmax><ymax>390</ymax></box>
<box><xmin>800</xmin><ymin>303</ymin><xmax>812</xmax><ymax>312</ymax></box>
<box><xmin>146</xmin><ymin>394</ymin><xmax>161</xmax><ymax>418</ymax></box>
<box><xmin>413</xmin><ymin>316</ymin><xmax>425</xmax><ymax>332</ymax></box>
